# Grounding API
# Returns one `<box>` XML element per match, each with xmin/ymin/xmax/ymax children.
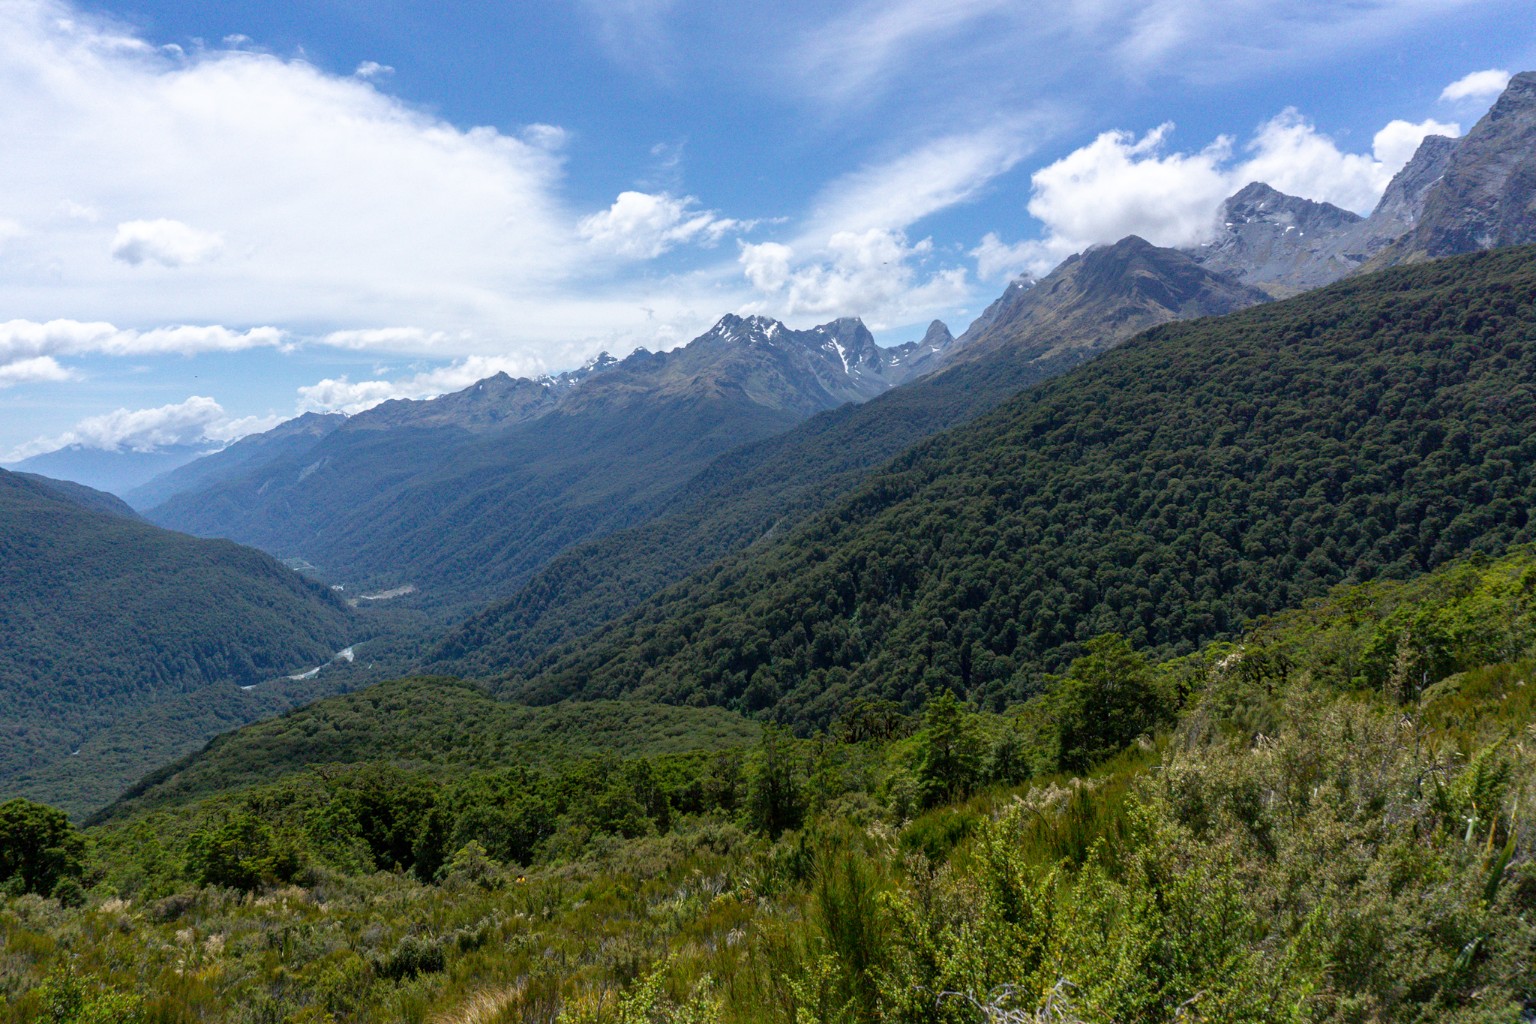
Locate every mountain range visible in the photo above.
<box><xmin>7</xmin><ymin>71</ymin><xmax>1536</xmax><ymax>820</ymax></box>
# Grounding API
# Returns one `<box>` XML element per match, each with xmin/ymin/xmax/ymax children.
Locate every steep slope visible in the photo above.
<box><xmin>144</xmin><ymin>316</ymin><xmax>914</xmax><ymax>610</ymax></box>
<box><xmin>428</xmin><ymin>238</ymin><xmax>1266</xmax><ymax>677</ymax></box>
<box><xmin>123</xmin><ymin>412</ymin><xmax>345</xmax><ymax>511</ymax></box>
<box><xmin>1382</xmin><ymin>69</ymin><xmax>1536</xmax><ymax>261</ymax></box>
<box><xmin>504</xmin><ymin>245</ymin><xmax>1536</xmax><ymax>726</ymax></box>
<box><xmin>1192</xmin><ymin>70</ymin><xmax>1536</xmax><ymax>291</ymax></box>
<box><xmin>944</xmin><ymin>235</ymin><xmax>1268</xmax><ymax>367</ymax></box>
<box><xmin>13</xmin><ymin>472</ymin><xmax>140</xmax><ymax>519</ymax></box>
<box><xmin>0</xmin><ymin>469</ymin><xmax>353</xmax><ymax>813</ymax></box>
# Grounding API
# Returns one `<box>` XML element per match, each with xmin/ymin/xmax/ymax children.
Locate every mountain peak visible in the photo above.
<box><xmin>1388</xmin><ymin>69</ymin><xmax>1536</xmax><ymax>260</ymax></box>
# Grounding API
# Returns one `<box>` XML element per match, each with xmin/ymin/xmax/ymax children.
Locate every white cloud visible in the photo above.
<box><xmin>970</xmin><ymin>232</ymin><xmax>1039</xmax><ymax>283</ymax></box>
<box><xmin>736</xmin><ymin>126</ymin><xmax>1031</xmax><ymax>323</ymax></box>
<box><xmin>1371</xmin><ymin>117</ymin><xmax>1460</xmax><ymax>169</ymax></box>
<box><xmin>9</xmin><ymin>396</ymin><xmax>229</xmax><ymax>459</ymax></box>
<box><xmin>787</xmin><ymin>0</ymin><xmax>1489</xmax><ymax>114</ymax></box>
<box><xmin>739</xmin><ymin>229</ymin><xmax>967</xmax><ymax>324</ymax></box>
<box><xmin>321</xmin><ymin>327</ymin><xmax>457</xmax><ymax>351</ymax></box>
<box><xmin>0</xmin><ymin>356</ymin><xmax>74</xmax><ymax>387</ymax></box>
<box><xmin>1440</xmin><ymin>68</ymin><xmax>1510</xmax><ymax>103</ymax></box>
<box><xmin>0</xmin><ymin>0</ymin><xmax>635</xmax><ymax>351</ymax></box>
<box><xmin>1024</xmin><ymin>123</ymin><xmax>1233</xmax><ymax>267</ymax></box>
<box><xmin>991</xmin><ymin>108</ymin><xmax>1465</xmax><ymax>278</ymax></box>
<box><xmin>579</xmin><ymin>192</ymin><xmax>745</xmax><ymax>259</ymax></box>
<box><xmin>111</xmin><ymin>218</ymin><xmax>224</xmax><ymax>267</ymax></box>
<box><xmin>0</xmin><ymin>318</ymin><xmax>285</xmax><ymax>362</ymax></box>
<box><xmin>296</xmin><ymin>355</ymin><xmax>545</xmax><ymax>415</ymax></box>
<box><xmin>354</xmin><ymin>61</ymin><xmax>394</xmax><ymax>79</ymax></box>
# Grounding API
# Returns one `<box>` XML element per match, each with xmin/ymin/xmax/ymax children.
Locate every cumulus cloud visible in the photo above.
<box><xmin>296</xmin><ymin>355</ymin><xmax>545</xmax><ymax>415</ymax></box>
<box><xmin>1440</xmin><ymin>68</ymin><xmax>1511</xmax><ymax>103</ymax></box>
<box><xmin>110</xmin><ymin>218</ymin><xmax>224</xmax><ymax>267</ymax></box>
<box><xmin>980</xmin><ymin>109</ymin><xmax>1464</xmax><ymax>279</ymax></box>
<box><xmin>0</xmin><ymin>356</ymin><xmax>73</xmax><ymax>387</ymax></box>
<box><xmin>579</xmin><ymin>192</ymin><xmax>745</xmax><ymax>259</ymax></box>
<box><xmin>734</xmin><ymin>126</ymin><xmax>1030</xmax><ymax>324</ymax></box>
<box><xmin>8</xmin><ymin>396</ymin><xmax>229</xmax><ymax>459</ymax></box>
<box><xmin>970</xmin><ymin>232</ymin><xmax>1039</xmax><ymax>283</ymax></box>
<box><xmin>354</xmin><ymin>61</ymin><xmax>394</xmax><ymax>79</ymax></box>
<box><xmin>739</xmin><ymin>229</ymin><xmax>967</xmax><ymax>323</ymax></box>
<box><xmin>0</xmin><ymin>0</ymin><xmax>616</xmax><ymax>348</ymax></box>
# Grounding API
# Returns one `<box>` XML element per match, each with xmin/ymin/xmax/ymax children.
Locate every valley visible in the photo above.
<box><xmin>4</xmin><ymin>56</ymin><xmax>1536</xmax><ymax>1024</ymax></box>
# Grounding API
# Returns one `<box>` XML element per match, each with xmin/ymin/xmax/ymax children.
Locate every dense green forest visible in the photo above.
<box><xmin>430</xmin><ymin>237</ymin><xmax>1265</xmax><ymax>680</ymax></box>
<box><xmin>501</xmin><ymin>245</ymin><xmax>1536</xmax><ymax>727</ymax></box>
<box><xmin>3</xmin><ymin>548</ymin><xmax>1534</xmax><ymax>1022</ymax></box>
<box><xmin>0</xmin><ymin>470</ymin><xmax>354</xmax><ymax>812</ymax></box>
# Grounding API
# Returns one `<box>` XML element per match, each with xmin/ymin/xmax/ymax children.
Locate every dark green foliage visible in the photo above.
<box><xmin>1053</xmin><ymin>634</ymin><xmax>1169</xmax><ymax>772</ymax></box>
<box><xmin>914</xmin><ymin>691</ymin><xmax>984</xmax><ymax>806</ymax></box>
<box><xmin>0</xmin><ymin>468</ymin><xmax>352</xmax><ymax>813</ymax></box>
<box><xmin>747</xmin><ymin>727</ymin><xmax>804</xmax><ymax>839</ymax></box>
<box><xmin>186</xmin><ymin>809</ymin><xmax>301</xmax><ymax>891</ymax></box>
<box><xmin>0</xmin><ymin>798</ymin><xmax>85</xmax><ymax>896</ymax></box>
<box><xmin>508</xmin><ymin>246</ymin><xmax>1536</xmax><ymax>727</ymax></box>
<box><xmin>95</xmin><ymin>679</ymin><xmax>760</xmax><ymax>821</ymax></box>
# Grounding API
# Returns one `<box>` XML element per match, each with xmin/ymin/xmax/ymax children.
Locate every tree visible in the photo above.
<box><xmin>916</xmin><ymin>690</ymin><xmax>984</xmax><ymax>806</ymax></box>
<box><xmin>747</xmin><ymin>726</ymin><xmax>804</xmax><ymax>838</ymax></box>
<box><xmin>1054</xmin><ymin>634</ymin><xmax>1167</xmax><ymax>773</ymax></box>
<box><xmin>0</xmin><ymin>798</ymin><xmax>85</xmax><ymax>897</ymax></box>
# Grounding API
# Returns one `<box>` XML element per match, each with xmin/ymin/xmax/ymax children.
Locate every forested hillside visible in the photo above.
<box><xmin>505</xmin><ymin>245</ymin><xmax>1536</xmax><ymax>725</ymax></box>
<box><xmin>430</xmin><ymin>238</ymin><xmax>1266</xmax><ymax>678</ymax></box>
<box><xmin>0</xmin><ymin>470</ymin><xmax>353</xmax><ymax>813</ymax></box>
<box><xmin>143</xmin><ymin>318</ymin><xmax>923</xmax><ymax>611</ymax></box>
<box><xmin>4</xmin><ymin>549</ymin><xmax>1533</xmax><ymax>1022</ymax></box>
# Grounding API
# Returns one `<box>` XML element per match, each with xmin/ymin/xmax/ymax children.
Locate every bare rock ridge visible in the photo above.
<box><xmin>1190</xmin><ymin>182</ymin><xmax>1364</xmax><ymax>297</ymax></box>
<box><xmin>1190</xmin><ymin>70</ymin><xmax>1536</xmax><ymax>291</ymax></box>
<box><xmin>1388</xmin><ymin>70</ymin><xmax>1536</xmax><ymax>260</ymax></box>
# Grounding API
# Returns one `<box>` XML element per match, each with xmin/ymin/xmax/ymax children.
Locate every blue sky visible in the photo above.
<box><xmin>1</xmin><ymin>0</ymin><xmax>1533</xmax><ymax>460</ymax></box>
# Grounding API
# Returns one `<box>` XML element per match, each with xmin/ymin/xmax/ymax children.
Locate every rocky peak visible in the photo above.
<box><xmin>1220</xmin><ymin>182</ymin><xmax>1361</xmax><ymax>234</ymax></box>
<box><xmin>1398</xmin><ymin>70</ymin><xmax>1536</xmax><ymax>258</ymax></box>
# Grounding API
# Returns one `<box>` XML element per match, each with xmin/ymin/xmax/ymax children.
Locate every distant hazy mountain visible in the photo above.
<box><xmin>429</xmin><ymin>236</ymin><xmax>1267</xmax><ymax>678</ymax></box>
<box><xmin>1192</xmin><ymin>70</ymin><xmax>1536</xmax><ymax>291</ymax></box>
<box><xmin>144</xmin><ymin>314</ymin><xmax>927</xmax><ymax>610</ymax></box>
<box><xmin>124</xmin><ymin>412</ymin><xmax>345</xmax><ymax>510</ymax></box>
<box><xmin>0</xmin><ymin>468</ymin><xmax>353</xmax><ymax>815</ymax></box>
<box><xmin>5</xmin><ymin>443</ymin><xmax>212</xmax><ymax>496</ymax></box>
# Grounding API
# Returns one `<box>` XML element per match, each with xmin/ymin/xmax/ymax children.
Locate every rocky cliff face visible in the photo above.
<box><xmin>1189</xmin><ymin>71</ymin><xmax>1536</xmax><ymax>289</ymax></box>
<box><xmin>1388</xmin><ymin>71</ymin><xmax>1536</xmax><ymax>260</ymax></box>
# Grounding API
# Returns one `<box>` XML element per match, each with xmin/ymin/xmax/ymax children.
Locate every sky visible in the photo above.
<box><xmin>0</xmin><ymin>0</ymin><xmax>1533</xmax><ymax>461</ymax></box>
